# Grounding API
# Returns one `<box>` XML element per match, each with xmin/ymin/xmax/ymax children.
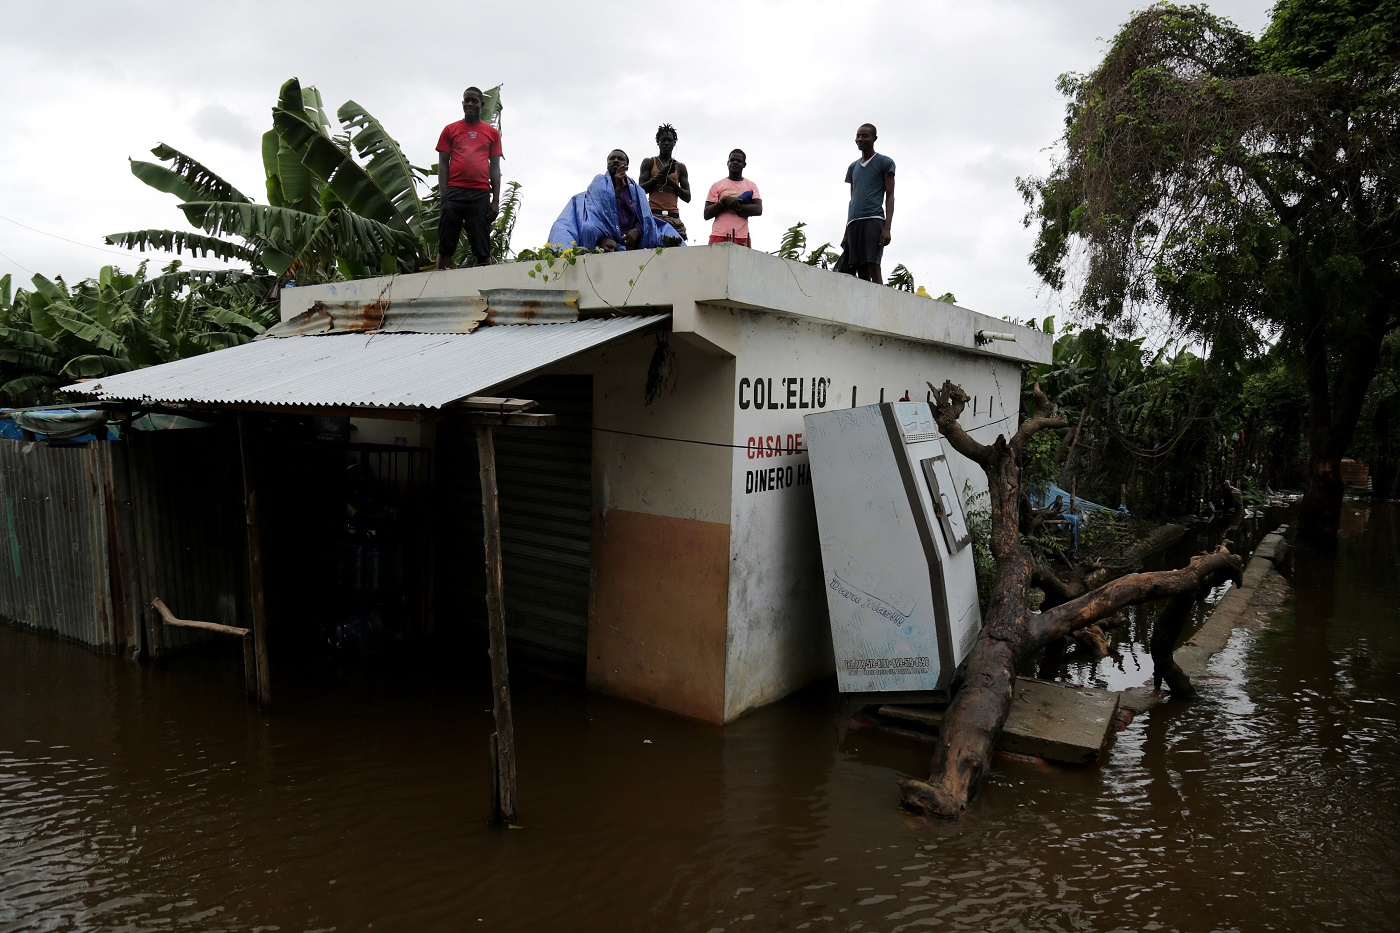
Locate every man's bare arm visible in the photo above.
<box><xmin>490</xmin><ymin>155</ymin><xmax>502</xmax><ymax>219</ymax></box>
<box><xmin>881</xmin><ymin>173</ymin><xmax>895</xmax><ymax>246</ymax></box>
<box><xmin>703</xmin><ymin>199</ymin><xmax>723</xmax><ymax>220</ymax></box>
<box><xmin>438</xmin><ymin>151</ymin><xmax>450</xmax><ymax>196</ymax></box>
<box><xmin>675</xmin><ymin>163</ymin><xmax>692</xmax><ymax>203</ymax></box>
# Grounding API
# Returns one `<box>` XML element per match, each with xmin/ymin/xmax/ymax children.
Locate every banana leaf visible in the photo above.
<box><xmin>0</xmin><ymin>348</ymin><xmax>60</xmax><ymax>370</ymax></box>
<box><xmin>338</xmin><ymin>99</ymin><xmax>427</xmax><ymax>242</ymax></box>
<box><xmin>45</xmin><ymin>307</ymin><xmax>128</xmax><ymax>357</ymax></box>
<box><xmin>143</xmin><ymin>144</ymin><xmax>250</xmax><ymax>203</ymax></box>
<box><xmin>1</xmin><ymin>374</ymin><xmax>59</xmax><ymax>397</ymax></box>
<box><xmin>261</xmin><ymin>130</ymin><xmax>282</xmax><ymax>204</ymax></box>
<box><xmin>0</xmin><ymin>326</ymin><xmax>62</xmax><ymax>356</ymax></box>
<box><xmin>481</xmin><ymin>84</ymin><xmax>503</xmax><ymax>128</ymax></box>
<box><xmin>120</xmin><ymin>268</ymin><xmax>256</xmax><ymax>306</ymax></box>
<box><xmin>62</xmin><ymin>354</ymin><xmax>137</xmax><ymax>377</ymax></box>
<box><xmin>180</xmin><ymin>201</ymin><xmax>417</xmax><ymax>274</ymax></box>
<box><xmin>194</xmin><ymin>305</ymin><xmax>266</xmax><ymax>333</ymax></box>
<box><xmin>105</xmin><ymin>229</ymin><xmax>258</xmax><ymax>264</ymax></box>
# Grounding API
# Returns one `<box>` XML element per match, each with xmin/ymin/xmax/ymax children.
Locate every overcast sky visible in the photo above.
<box><xmin>1</xmin><ymin>0</ymin><xmax>1273</xmax><ymax>323</ymax></box>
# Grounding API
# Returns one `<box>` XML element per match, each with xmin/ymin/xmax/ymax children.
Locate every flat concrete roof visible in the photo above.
<box><xmin>281</xmin><ymin>245</ymin><xmax>1052</xmax><ymax>366</ymax></box>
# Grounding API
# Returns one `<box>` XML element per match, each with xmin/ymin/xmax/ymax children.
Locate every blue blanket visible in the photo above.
<box><xmin>548</xmin><ymin>173</ymin><xmax>683</xmax><ymax>251</ymax></box>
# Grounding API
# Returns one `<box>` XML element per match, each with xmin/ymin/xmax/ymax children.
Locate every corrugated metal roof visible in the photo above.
<box><xmin>258</xmin><ymin>287</ymin><xmax>581</xmax><ymax>338</ymax></box>
<box><xmin>65</xmin><ymin>314</ymin><xmax>668</xmax><ymax>410</ymax></box>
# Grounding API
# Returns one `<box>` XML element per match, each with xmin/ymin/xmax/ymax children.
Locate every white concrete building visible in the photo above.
<box><xmin>280</xmin><ymin>246</ymin><xmax>1050</xmax><ymax>722</ymax></box>
<box><xmin>78</xmin><ymin>245</ymin><xmax>1049</xmax><ymax>723</ymax></box>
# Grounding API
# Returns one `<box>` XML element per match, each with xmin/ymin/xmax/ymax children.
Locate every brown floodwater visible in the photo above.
<box><xmin>3</xmin><ymin>503</ymin><xmax>1398</xmax><ymax>932</ymax></box>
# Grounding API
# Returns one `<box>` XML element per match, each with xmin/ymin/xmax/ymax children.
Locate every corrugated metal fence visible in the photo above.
<box><xmin>0</xmin><ymin>439</ymin><xmax>119</xmax><ymax>648</ymax></box>
<box><xmin>0</xmin><ymin>426</ymin><xmax>248</xmax><ymax>656</ymax></box>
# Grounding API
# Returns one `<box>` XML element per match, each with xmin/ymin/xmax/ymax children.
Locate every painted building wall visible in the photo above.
<box><xmin>574</xmin><ymin>332</ymin><xmax>737</xmax><ymax>723</ymax></box>
<box><xmin>723</xmin><ymin>311</ymin><xmax>1017</xmax><ymax>721</ymax></box>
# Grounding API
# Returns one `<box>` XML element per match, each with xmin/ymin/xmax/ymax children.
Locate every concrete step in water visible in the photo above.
<box><xmin>879</xmin><ymin>678</ymin><xmax>1121</xmax><ymax>764</ymax></box>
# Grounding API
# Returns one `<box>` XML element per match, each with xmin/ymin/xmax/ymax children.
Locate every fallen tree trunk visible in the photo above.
<box><xmin>898</xmin><ymin>382</ymin><xmax>1242</xmax><ymax>819</ymax></box>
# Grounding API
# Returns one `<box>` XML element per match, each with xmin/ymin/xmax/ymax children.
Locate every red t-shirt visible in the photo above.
<box><xmin>436</xmin><ymin>120</ymin><xmax>503</xmax><ymax>190</ymax></box>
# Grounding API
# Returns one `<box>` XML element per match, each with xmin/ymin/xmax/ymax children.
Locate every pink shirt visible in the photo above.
<box><xmin>706</xmin><ymin>177</ymin><xmax>760</xmax><ymax>241</ymax></box>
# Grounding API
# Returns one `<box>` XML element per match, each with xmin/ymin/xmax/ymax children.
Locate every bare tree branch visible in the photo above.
<box><xmin>1032</xmin><ymin>546</ymin><xmax>1242</xmax><ymax>643</ymax></box>
<box><xmin>928</xmin><ymin>380</ymin><xmax>991</xmax><ymax>466</ymax></box>
<box><xmin>1011</xmin><ymin>382</ymin><xmax>1067</xmax><ymax>452</ymax></box>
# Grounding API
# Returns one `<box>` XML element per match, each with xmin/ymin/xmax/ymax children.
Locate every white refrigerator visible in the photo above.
<box><xmin>804</xmin><ymin>402</ymin><xmax>982</xmax><ymax>700</ymax></box>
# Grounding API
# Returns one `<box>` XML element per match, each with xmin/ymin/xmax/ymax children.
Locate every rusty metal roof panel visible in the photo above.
<box><xmin>257</xmin><ymin>288</ymin><xmax>580</xmax><ymax>338</ymax></box>
<box><xmin>66</xmin><ymin>314</ymin><xmax>668</xmax><ymax>410</ymax></box>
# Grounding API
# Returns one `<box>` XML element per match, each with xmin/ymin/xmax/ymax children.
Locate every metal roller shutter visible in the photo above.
<box><xmin>439</xmin><ymin>375</ymin><xmax>593</xmax><ymax>671</ymax></box>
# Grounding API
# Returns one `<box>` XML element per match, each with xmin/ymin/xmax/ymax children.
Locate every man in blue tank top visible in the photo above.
<box><xmin>841</xmin><ymin>123</ymin><xmax>896</xmax><ymax>283</ymax></box>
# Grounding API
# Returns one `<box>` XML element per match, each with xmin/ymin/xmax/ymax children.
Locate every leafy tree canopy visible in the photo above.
<box><xmin>1020</xmin><ymin>0</ymin><xmax>1400</xmax><ymax>546</ymax></box>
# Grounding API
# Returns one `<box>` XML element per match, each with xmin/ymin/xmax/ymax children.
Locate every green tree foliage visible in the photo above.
<box><xmin>1351</xmin><ymin>331</ymin><xmax>1400</xmax><ymax>497</ymax></box>
<box><xmin>0</xmin><ymin>263</ymin><xmax>273</xmax><ymax>406</ymax></box>
<box><xmin>885</xmin><ymin>264</ymin><xmax>916</xmax><ymax>291</ymax></box>
<box><xmin>1026</xmin><ymin>320</ymin><xmax>1249</xmax><ymax>515</ymax></box>
<box><xmin>484</xmin><ymin>180</ymin><xmax>523</xmax><ymax>266</ymax></box>
<box><xmin>1020</xmin><ymin>1</ymin><xmax>1400</xmax><ymax>548</ymax></box>
<box><xmin>775</xmin><ymin>221</ymin><xmax>838</xmax><ymax>269</ymax></box>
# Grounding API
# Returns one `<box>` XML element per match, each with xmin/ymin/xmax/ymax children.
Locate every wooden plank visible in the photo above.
<box><xmin>881</xmin><ymin>678</ymin><xmax>1119</xmax><ymax>764</ymax></box>
<box><xmin>477</xmin><ymin>424</ymin><xmax>518</xmax><ymax>824</ymax></box>
<box><xmin>443</xmin><ymin>412</ymin><xmax>556</xmax><ymax>428</ymax></box>
<box><xmin>451</xmin><ymin>397</ymin><xmax>539</xmax><ymax>411</ymax></box>
<box><xmin>237</xmin><ymin>414</ymin><xmax>272</xmax><ymax>708</ymax></box>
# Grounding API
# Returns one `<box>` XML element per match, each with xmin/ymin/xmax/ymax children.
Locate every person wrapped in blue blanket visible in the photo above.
<box><xmin>548</xmin><ymin>150</ymin><xmax>684</xmax><ymax>251</ymax></box>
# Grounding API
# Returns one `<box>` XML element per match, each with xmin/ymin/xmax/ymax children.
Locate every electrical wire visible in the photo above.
<box><xmin>0</xmin><ymin>213</ymin><xmax>236</xmax><ymax>274</ymax></box>
<box><xmin>593</xmin><ymin>410</ymin><xmax>1014</xmax><ymax>454</ymax></box>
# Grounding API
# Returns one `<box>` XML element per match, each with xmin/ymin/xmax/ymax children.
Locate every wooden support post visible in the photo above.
<box><xmin>418</xmin><ymin>411</ymin><xmax>437</xmax><ymax>637</ymax></box>
<box><xmin>237</xmin><ymin>414</ymin><xmax>272</xmax><ymax>708</ymax></box>
<box><xmin>477</xmin><ymin>423</ymin><xmax>518</xmax><ymax>824</ymax></box>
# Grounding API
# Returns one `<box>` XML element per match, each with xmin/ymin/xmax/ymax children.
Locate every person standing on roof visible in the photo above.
<box><xmin>840</xmin><ymin>123</ymin><xmax>895</xmax><ymax>283</ymax></box>
<box><xmin>640</xmin><ymin>124</ymin><xmax>691</xmax><ymax>243</ymax></box>
<box><xmin>704</xmin><ymin>150</ymin><xmax>762</xmax><ymax>247</ymax></box>
<box><xmin>435</xmin><ymin>86</ymin><xmax>503</xmax><ymax>269</ymax></box>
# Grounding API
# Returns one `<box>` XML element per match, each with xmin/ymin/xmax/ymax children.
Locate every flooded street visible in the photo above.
<box><xmin>3</xmin><ymin>504</ymin><xmax>1398</xmax><ymax>932</ymax></box>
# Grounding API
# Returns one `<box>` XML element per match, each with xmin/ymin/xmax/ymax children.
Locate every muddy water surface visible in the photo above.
<box><xmin>2</xmin><ymin>504</ymin><xmax>1398</xmax><ymax>931</ymax></box>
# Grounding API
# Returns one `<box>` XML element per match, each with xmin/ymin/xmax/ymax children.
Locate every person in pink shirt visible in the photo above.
<box><xmin>704</xmin><ymin>150</ymin><xmax>763</xmax><ymax>247</ymax></box>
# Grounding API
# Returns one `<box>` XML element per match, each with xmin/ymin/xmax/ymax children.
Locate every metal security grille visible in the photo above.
<box><xmin>439</xmin><ymin>375</ymin><xmax>593</xmax><ymax>671</ymax></box>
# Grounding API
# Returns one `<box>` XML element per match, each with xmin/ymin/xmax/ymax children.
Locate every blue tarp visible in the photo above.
<box><xmin>1</xmin><ymin>408</ymin><xmax>116</xmax><ymax>444</ymax></box>
<box><xmin>547</xmin><ymin>173</ymin><xmax>683</xmax><ymax>251</ymax></box>
<box><xmin>1028</xmin><ymin>482</ymin><xmax>1128</xmax><ymax>553</ymax></box>
<box><xmin>1028</xmin><ymin>481</ymin><xmax>1127</xmax><ymax>516</ymax></box>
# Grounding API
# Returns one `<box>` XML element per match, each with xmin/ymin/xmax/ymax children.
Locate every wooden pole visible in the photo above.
<box><xmin>476</xmin><ymin>423</ymin><xmax>518</xmax><ymax>824</ymax></box>
<box><xmin>418</xmin><ymin>411</ymin><xmax>437</xmax><ymax>637</ymax></box>
<box><xmin>237</xmin><ymin>414</ymin><xmax>272</xmax><ymax>708</ymax></box>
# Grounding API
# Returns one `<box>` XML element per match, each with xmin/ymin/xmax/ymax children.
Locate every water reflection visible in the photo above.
<box><xmin>2</xmin><ymin>504</ymin><xmax>1398</xmax><ymax>931</ymax></box>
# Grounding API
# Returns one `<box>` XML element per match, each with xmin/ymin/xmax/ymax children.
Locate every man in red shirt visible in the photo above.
<box><xmin>435</xmin><ymin>87</ymin><xmax>503</xmax><ymax>269</ymax></box>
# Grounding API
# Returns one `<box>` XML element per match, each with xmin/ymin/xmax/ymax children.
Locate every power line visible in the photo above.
<box><xmin>0</xmin><ymin>245</ymin><xmax>35</xmax><ymax>276</ymax></box>
<box><xmin>0</xmin><ymin>213</ymin><xmax>235</xmax><ymax>274</ymax></box>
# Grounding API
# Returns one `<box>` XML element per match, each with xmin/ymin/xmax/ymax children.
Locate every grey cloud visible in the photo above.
<box><xmin>191</xmin><ymin>105</ymin><xmax>259</xmax><ymax>151</ymax></box>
